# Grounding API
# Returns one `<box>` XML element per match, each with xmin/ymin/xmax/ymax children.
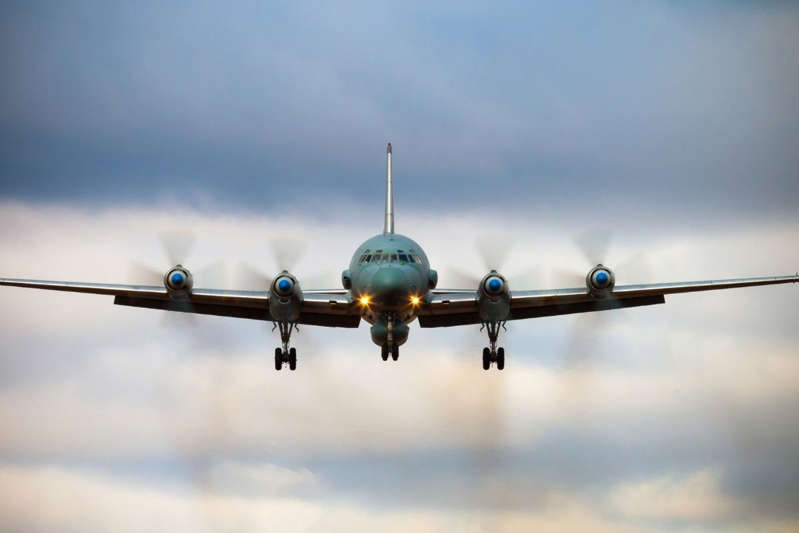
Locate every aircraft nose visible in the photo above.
<box><xmin>370</xmin><ymin>268</ymin><xmax>409</xmax><ymax>307</ymax></box>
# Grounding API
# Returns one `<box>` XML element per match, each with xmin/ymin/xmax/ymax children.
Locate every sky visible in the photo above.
<box><xmin>0</xmin><ymin>1</ymin><xmax>798</xmax><ymax>532</ymax></box>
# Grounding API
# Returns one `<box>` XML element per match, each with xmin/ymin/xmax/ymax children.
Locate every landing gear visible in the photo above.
<box><xmin>380</xmin><ymin>344</ymin><xmax>399</xmax><ymax>361</ymax></box>
<box><xmin>481</xmin><ymin>321</ymin><xmax>507</xmax><ymax>371</ymax></box>
<box><xmin>379</xmin><ymin>312</ymin><xmax>401</xmax><ymax>362</ymax></box>
<box><xmin>273</xmin><ymin>321</ymin><xmax>298</xmax><ymax>371</ymax></box>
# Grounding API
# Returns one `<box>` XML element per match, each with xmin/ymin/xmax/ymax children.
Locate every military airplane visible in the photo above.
<box><xmin>1</xmin><ymin>143</ymin><xmax>797</xmax><ymax>371</ymax></box>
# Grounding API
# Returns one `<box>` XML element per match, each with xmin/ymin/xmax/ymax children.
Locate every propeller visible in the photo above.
<box><xmin>127</xmin><ymin>231</ymin><xmax>227</xmax><ymax>288</ymax></box>
<box><xmin>126</xmin><ymin>231</ymin><xmax>229</xmax><ymax>333</ymax></box>
<box><xmin>554</xmin><ymin>228</ymin><xmax>652</xmax><ymax>369</ymax></box>
<box><xmin>234</xmin><ymin>234</ymin><xmax>338</xmax><ymax>291</ymax></box>
<box><xmin>549</xmin><ymin>228</ymin><xmax>652</xmax><ymax>287</ymax></box>
<box><xmin>442</xmin><ymin>234</ymin><xmax>542</xmax><ymax>290</ymax></box>
<box><xmin>235</xmin><ymin>235</ymin><xmax>310</xmax><ymax>290</ymax></box>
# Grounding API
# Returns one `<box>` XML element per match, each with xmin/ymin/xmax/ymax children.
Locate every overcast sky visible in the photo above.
<box><xmin>1</xmin><ymin>1</ymin><xmax>798</xmax><ymax>532</ymax></box>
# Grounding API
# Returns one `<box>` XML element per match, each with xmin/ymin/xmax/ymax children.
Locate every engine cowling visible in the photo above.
<box><xmin>478</xmin><ymin>270</ymin><xmax>510</xmax><ymax>322</ymax></box>
<box><xmin>586</xmin><ymin>264</ymin><xmax>615</xmax><ymax>298</ymax></box>
<box><xmin>163</xmin><ymin>265</ymin><xmax>193</xmax><ymax>299</ymax></box>
<box><xmin>269</xmin><ymin>270</ymin><xmax>303</xmax><ymax>322</ymax></box>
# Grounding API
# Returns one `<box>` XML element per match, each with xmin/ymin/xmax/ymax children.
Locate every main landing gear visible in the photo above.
<box><xmin>273</xmin><ymin>321</ymin><xmax>298</xmax><ymax>371</ymax></box>
<box><xmin>481</xmin><ymin>321</ymin><xmax>506</xmax><ymax>371</ymax></box>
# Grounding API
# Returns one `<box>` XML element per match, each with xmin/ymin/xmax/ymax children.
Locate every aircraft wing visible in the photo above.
<box><xmin>418</xmin><ymin>274</ymin><xmax>799</xmax><ymax>327</ymax></box>
<box><xmin>0</xmin><ymin>278</ymin><xmax>360</xmax><ymax>327</ymax></box>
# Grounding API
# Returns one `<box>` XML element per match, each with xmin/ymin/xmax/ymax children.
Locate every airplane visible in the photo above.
<box><xmin>1</xmin><ymin>142</ymin><xmax>797</xmax><ymax>371</ymax></box>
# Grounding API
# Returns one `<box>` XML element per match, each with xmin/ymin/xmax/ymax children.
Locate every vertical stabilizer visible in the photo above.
<box><xmin>383</xmin><ymin>142</ymin><xmax>394</xmax><ymax>234</ymax></box>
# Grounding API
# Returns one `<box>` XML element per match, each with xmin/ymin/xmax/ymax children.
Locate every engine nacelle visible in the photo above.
<box><xmin>269</xmin><ymin>270</ymin><xmax>303</xmax><ymax>322</ymax></box>
<box><xmin>586</xmin><ymin>264</ymin><xmax>615</xmax><ymax>298</ymax></box>
<box><xmin>478</xmin><ymin>270</ymin><xmax>510</xmax><ymax>322</ymax></box>
<box><xmin>164</xmin><ymin>265</ymin><xmax>193</xmax><ymax>299</ymax></box>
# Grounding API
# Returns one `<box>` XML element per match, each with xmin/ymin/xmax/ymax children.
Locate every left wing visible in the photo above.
<box><xmin>0</xmin><ymin>278</ymin><xmax>360</xmax><ymax>327</ymax></box>
<box><xmin>419</xmin><ymin>274</ymin><xmax>799</xmax><ymax>327</ymax></box>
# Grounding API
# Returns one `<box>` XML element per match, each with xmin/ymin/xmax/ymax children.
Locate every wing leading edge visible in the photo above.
<box><xmin>0</xmin><ymin>278</ymin><xmax>360</xmax><ymax>327</ymax></box>
<box><xmin>419</xmin><ymin>274</ymin><xmax>799</xmax><ymax>327</ymax></box>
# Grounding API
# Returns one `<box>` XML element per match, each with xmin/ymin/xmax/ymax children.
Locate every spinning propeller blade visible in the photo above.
<box><xmin>161</xmin><ymin>230</ymin><xmax>196</xmax><ymax>266</ymax></box>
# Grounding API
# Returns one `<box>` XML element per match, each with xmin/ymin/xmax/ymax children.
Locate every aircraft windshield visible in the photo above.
<box><xmin>358</xmin><ymin>251</ymin><xmax>422</xmax><ymax>264</ymax></box>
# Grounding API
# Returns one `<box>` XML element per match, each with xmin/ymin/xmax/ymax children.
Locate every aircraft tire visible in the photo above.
<box><xmin>274</xmin><ymin>347</ymin><xmax>282</xmax><ymax>371</ymax></box>
<box><xmin>381</xmin><ymin>344</ymin><xmax>389</xmax><ymax>361</ymax></box>
<box><xmin>482</xmin><ymin>347</ymin><xmax>491</xmax><ymax>370</ymax></box>
<box><xmin>391</xmin><ymin>344</ymin><xmax>399</xmax><ymax>361</ymax></box>
<box><xmin>289</xmin><ymin>347</ymin><xmax>297</xmax><ymax>371</ymax></box>
<box><xmin>497</xmin><ymin>347</ymin><xmax>505</xmax><ymax>371</ymax></box>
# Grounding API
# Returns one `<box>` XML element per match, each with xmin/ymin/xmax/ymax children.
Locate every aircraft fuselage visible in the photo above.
<box><xmin>347</xmin><ymin>232</ymin><xmax>433</xmax><ymax>348</ymax></box>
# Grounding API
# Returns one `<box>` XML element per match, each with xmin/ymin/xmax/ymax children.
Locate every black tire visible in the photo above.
<box><xmin>391</xmin><ymin>344</ymin><xmax>399</xmax><ymax>361</ymax></box>
<box><xmin>497</xmin><ymin>347</ymin><xmax>505</xmax><ymax>371</ymax></box>
<box><xmin>381</xmin><ymin>344</ymin><xmax>389</xmax><ymax>361</ymax></box>
<box><xmin>482</xmin><ymin>347</ymin><xmax>491</xmax><ymax>370</ymax></box>
<box><xmin>274</xmin><ymin>347</ymin><xmax>282</xmax><ymax>371</ymax></box>
<box><xmin>289</xmin><ymin>347</ymin><xmax>297</xmax><ymax>371</ymax></box>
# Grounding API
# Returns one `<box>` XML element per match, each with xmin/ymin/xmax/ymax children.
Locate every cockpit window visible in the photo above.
<box><xmin>414</xmin><ymin>255</ymin><xmax>423</xmax><ymax>264</ymax></box>
<box><xmin>398</xmin><ymin>254</ymin><xmax>408</xmax><ymax>263</ymax></box>
<box><xmin>390</xmin><ymin>254</ymin><xmax>398</xmax><ymax>262</ymax></box>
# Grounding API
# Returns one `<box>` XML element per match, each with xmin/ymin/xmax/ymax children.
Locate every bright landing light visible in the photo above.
<box><xmin>410</xmin><ymin>295</ymin><xmax>420</xmax><ymax>305</ymax></box>
<box><xmin>359</xmin><ymin>295</ymin><xmax>371</xmax><ymax>306</ymax></box>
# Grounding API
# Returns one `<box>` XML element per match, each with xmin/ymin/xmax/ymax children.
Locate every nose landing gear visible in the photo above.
<box><xmin>380</xmin><ymin>313</ymin><xmax>398</xmax><ymax>361</ymax></box>
<box><xmin>379</xmin><ymin>313</ymin><xmax>400</xmax><ymax>362</ymax></box>
<box><xmin>273</xmin><ymin>321</ymin><xmax>298</xmax><ymax>371</ymax></box>
<box><xmin>481</xmin><ymin>321</ymin><xmax>506</xmax><ymax>371</ymax></box>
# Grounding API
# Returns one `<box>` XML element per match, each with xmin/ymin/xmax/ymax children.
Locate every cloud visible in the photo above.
<box><xmin>1</xmin><ymin>2</ymin><xmax>797</xmax><ymax>216</ymax></box>
<box><xmin>1</xmin><ymin>463</ymin><xmax>798</xmax><ymax>533</ymax></box>
<box><xmin>609</xmin><ymin>470</ymin><xmax>735</xmax><ymax>522</ymax></box>
<box><xmin>0</xmin><ymin>201</ymin><xmax>797</xmax><ymax>531</ymax></box>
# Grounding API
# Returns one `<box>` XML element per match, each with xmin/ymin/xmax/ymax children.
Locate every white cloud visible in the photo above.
<box><xmin>206</xmin><ymin>461</ymin><xmax>317</xmax><ymax>497</ymax></box>
<box><xmin>1</xmin><ymin>463</ymin><xmax>797</xmax><ymax>533</ymax></box>
<box><xmin>0</xmin><ymin>202</ymin><xmax>798</xmax><ymax>530</ymax></box>
<box><xmin>609</xmin><ymin>469</ymin><xmax>734</xmax><ymax>522</ymax></box>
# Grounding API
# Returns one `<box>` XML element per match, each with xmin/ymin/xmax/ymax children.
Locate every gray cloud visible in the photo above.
<box><xmin>1</xmin><ymin>1</ymin><xmax>797</xmax><ymax>219</ymax></box>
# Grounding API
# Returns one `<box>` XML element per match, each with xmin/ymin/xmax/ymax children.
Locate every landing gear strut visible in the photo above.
<box><xmin>380</xmin><ymin>313</ymin><xmax>400</xmax><ymax>362</ymax></box>
<box><xmin>273</xmin><ymin>321</ymin><xmax>298</xmax><ymax>371</ymax></box>
<box><xmin>481</xmin><ymin>321</ymin><xmax>506</xmax><ymax>371</ymax></box>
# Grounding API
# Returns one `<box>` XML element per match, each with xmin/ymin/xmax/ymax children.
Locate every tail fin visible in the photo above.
<box><xmin>383</xmin><ymin>142</ymin><xmax>394</xmax><ymax>234</ymax></box>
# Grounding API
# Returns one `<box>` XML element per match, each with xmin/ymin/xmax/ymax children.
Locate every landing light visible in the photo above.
<box><xmin>359</xmin><ymin>295</ymin><xmax>371</xmax><ymax>306</ymax></box>
<box><xmin>410</xmin><ymin>295</ymin><xmax>421</xmax><ymax>306</ymax></box>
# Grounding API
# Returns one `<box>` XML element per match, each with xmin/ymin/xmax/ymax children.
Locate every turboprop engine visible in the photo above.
<box><xmin>163</xmin><ymin>265</ymin><xmax>193</xmax><ymax>299</ymax></box>
<box><xmin>477</xmin><ymin>270</ymin><xmax>510</xmax><ymax>322</ymax></box>
<box><xmin>269</xmin><ymin>271</ymin><xmax>303</xmax><ymax>322</ymax></box>
<box><xmin>586</xmin><ymin>264</ymin><xmax>615</xmax><ymax>298</ymax></box>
